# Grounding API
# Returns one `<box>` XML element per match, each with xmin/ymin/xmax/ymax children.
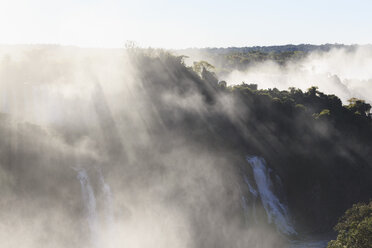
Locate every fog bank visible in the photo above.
<box><xmin>219</xmin><ymin>46</ymin><xmax>372</xmax><ymax>104</ymax></box>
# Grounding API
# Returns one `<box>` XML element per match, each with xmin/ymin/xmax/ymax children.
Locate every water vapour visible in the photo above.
<box><xmin>219</xmin><ymin>46</ymin><xmax>372</xmax><ymax>103</ymax></box>
<box><xmin>0</xmin><ymin>45</ymin><xmax>288</xmax><ymax>248</ymax></box>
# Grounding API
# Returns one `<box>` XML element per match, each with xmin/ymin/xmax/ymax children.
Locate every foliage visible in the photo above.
<box><xmin>327</xmin><ymin>201</ymin><xmax>372</xmax><ymax>248</ymax></box>
<box><xmin>193</xmin><ymin>60</ymin><xmax>215</xmax><ymax>74</ymax></box>
<box><xmin>177</xmin><ymin>44</ymin><xmax>360</xmax><ymax>74</ymax></box>
<box><xmin>347</xmin><ymin>98</ymin><xmax>371</xmax><ymax>117</ymax></box>
<box><xmin>313</xmin><ymin>109</ymin><xmax>331</xmax><ymax>119</ymax></box>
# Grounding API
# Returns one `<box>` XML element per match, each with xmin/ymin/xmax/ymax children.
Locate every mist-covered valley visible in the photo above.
<box><xmin>176</xmin><ymin>44</ymin><xmax>372</xmax><ymax>104</ymax></box>
<box><xmin>1</xmin><ymin>44</ymin><xmax>372</xmax><ymax>248</ymax></box>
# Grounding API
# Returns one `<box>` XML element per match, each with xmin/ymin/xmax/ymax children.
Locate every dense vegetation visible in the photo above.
<box><xmin>182</xmin><ymin>44</ymin><xmax>352</xmax><ymax>55</ymax></box>
<box><xmin>176</xmin><ymin>44</ymin><xmax>371</xmax><ymax>74</ymax></box>
<box><xmin>327</xmin><ymin>200</ymin><xmax>372</xmax><ymax>248</ymax></box>
<box><xmin>226</xmin><ymin>83</ymin><xmax>372</xmax><ymax>231</ymax></box>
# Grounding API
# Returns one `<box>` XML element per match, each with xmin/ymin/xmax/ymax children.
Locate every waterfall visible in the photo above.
<box><xmin>77</xmin><ymin>167</ymin><xmax>115</xmax><ymax>247</ymax></box>
<box><xmin>98</xmin><ymin>168</ymin><xmax>114</xmax><ymax>227</ymax></box>
<box><xmin>246</xmin><ymin>156</ymin><xmax>297</xmax><ymax>235</ymax></box>
<box><xmin>243</xmin><ymin>174</ymin><xmax>258</xmax><ymax>197</ymax></box>
<box><xmin>77</xmin><ymin>169</ymin><xmax>99</xmax><ymax>247</ymax></box>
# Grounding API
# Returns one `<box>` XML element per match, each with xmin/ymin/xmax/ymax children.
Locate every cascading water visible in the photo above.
<box><xmin>246</xmin><ymin>156</ymin><xmax>297</xmax><ymax>235</ymax></box>
<box><xmin>243</xmin><ymin>174</ymin><xmax>258</xmax><ymax>198</ymax></box>
<box><xmin>77</xmin><ymin>169</ymin><xmax>99</xmax><ymax>247</ymax></box>
<box><xmin>77</xmin><ymin>167</ymin><xmax>115</xmax><ymax>247</ymax></box>
<box><xmin>98</xmin><ymin>168</ymin><xmax>114</xmax><ymax>227</ymax></box>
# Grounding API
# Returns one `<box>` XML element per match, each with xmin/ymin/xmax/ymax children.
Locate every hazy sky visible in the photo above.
<box><xmin>0</xmin><ymin>0</ymin><xmax>371</xmax><ymax>48</ymax></box>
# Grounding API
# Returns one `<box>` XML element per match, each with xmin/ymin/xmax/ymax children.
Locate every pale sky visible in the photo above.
<box><xmin>0</xmin><ymin>0</ymin><xmax>371</xmax><ymax>48</ymax></box>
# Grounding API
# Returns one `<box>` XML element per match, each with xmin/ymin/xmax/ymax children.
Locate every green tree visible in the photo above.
<box><xmin>193</xmin><ymin>60</ymin><xmax>215</xmax><ymax>74</ymax></box>
<box><xmin>347</xmin><ymin>98</ymin><xmax>371</xmax><ymax>117</ymax></box>
<box><xmin>307</xmin><ymin>86</ymin><xmax>319</xmax><ymax>97</ymax></box>
<box><xmin>313</xmin><ymin>109</ymin><xmax>331</xmax><ymax>120</ymax></box>
<box><xmin>327</xmin><ymin>201</ymin><xmax>372</xmax><ymax>248</ymax></box>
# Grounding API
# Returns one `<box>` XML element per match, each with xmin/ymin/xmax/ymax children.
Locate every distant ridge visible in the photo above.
<box><xmin>176</xmin><ymin>44</ymin><xmax>372</xmax><ymax>54</ymax></box>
